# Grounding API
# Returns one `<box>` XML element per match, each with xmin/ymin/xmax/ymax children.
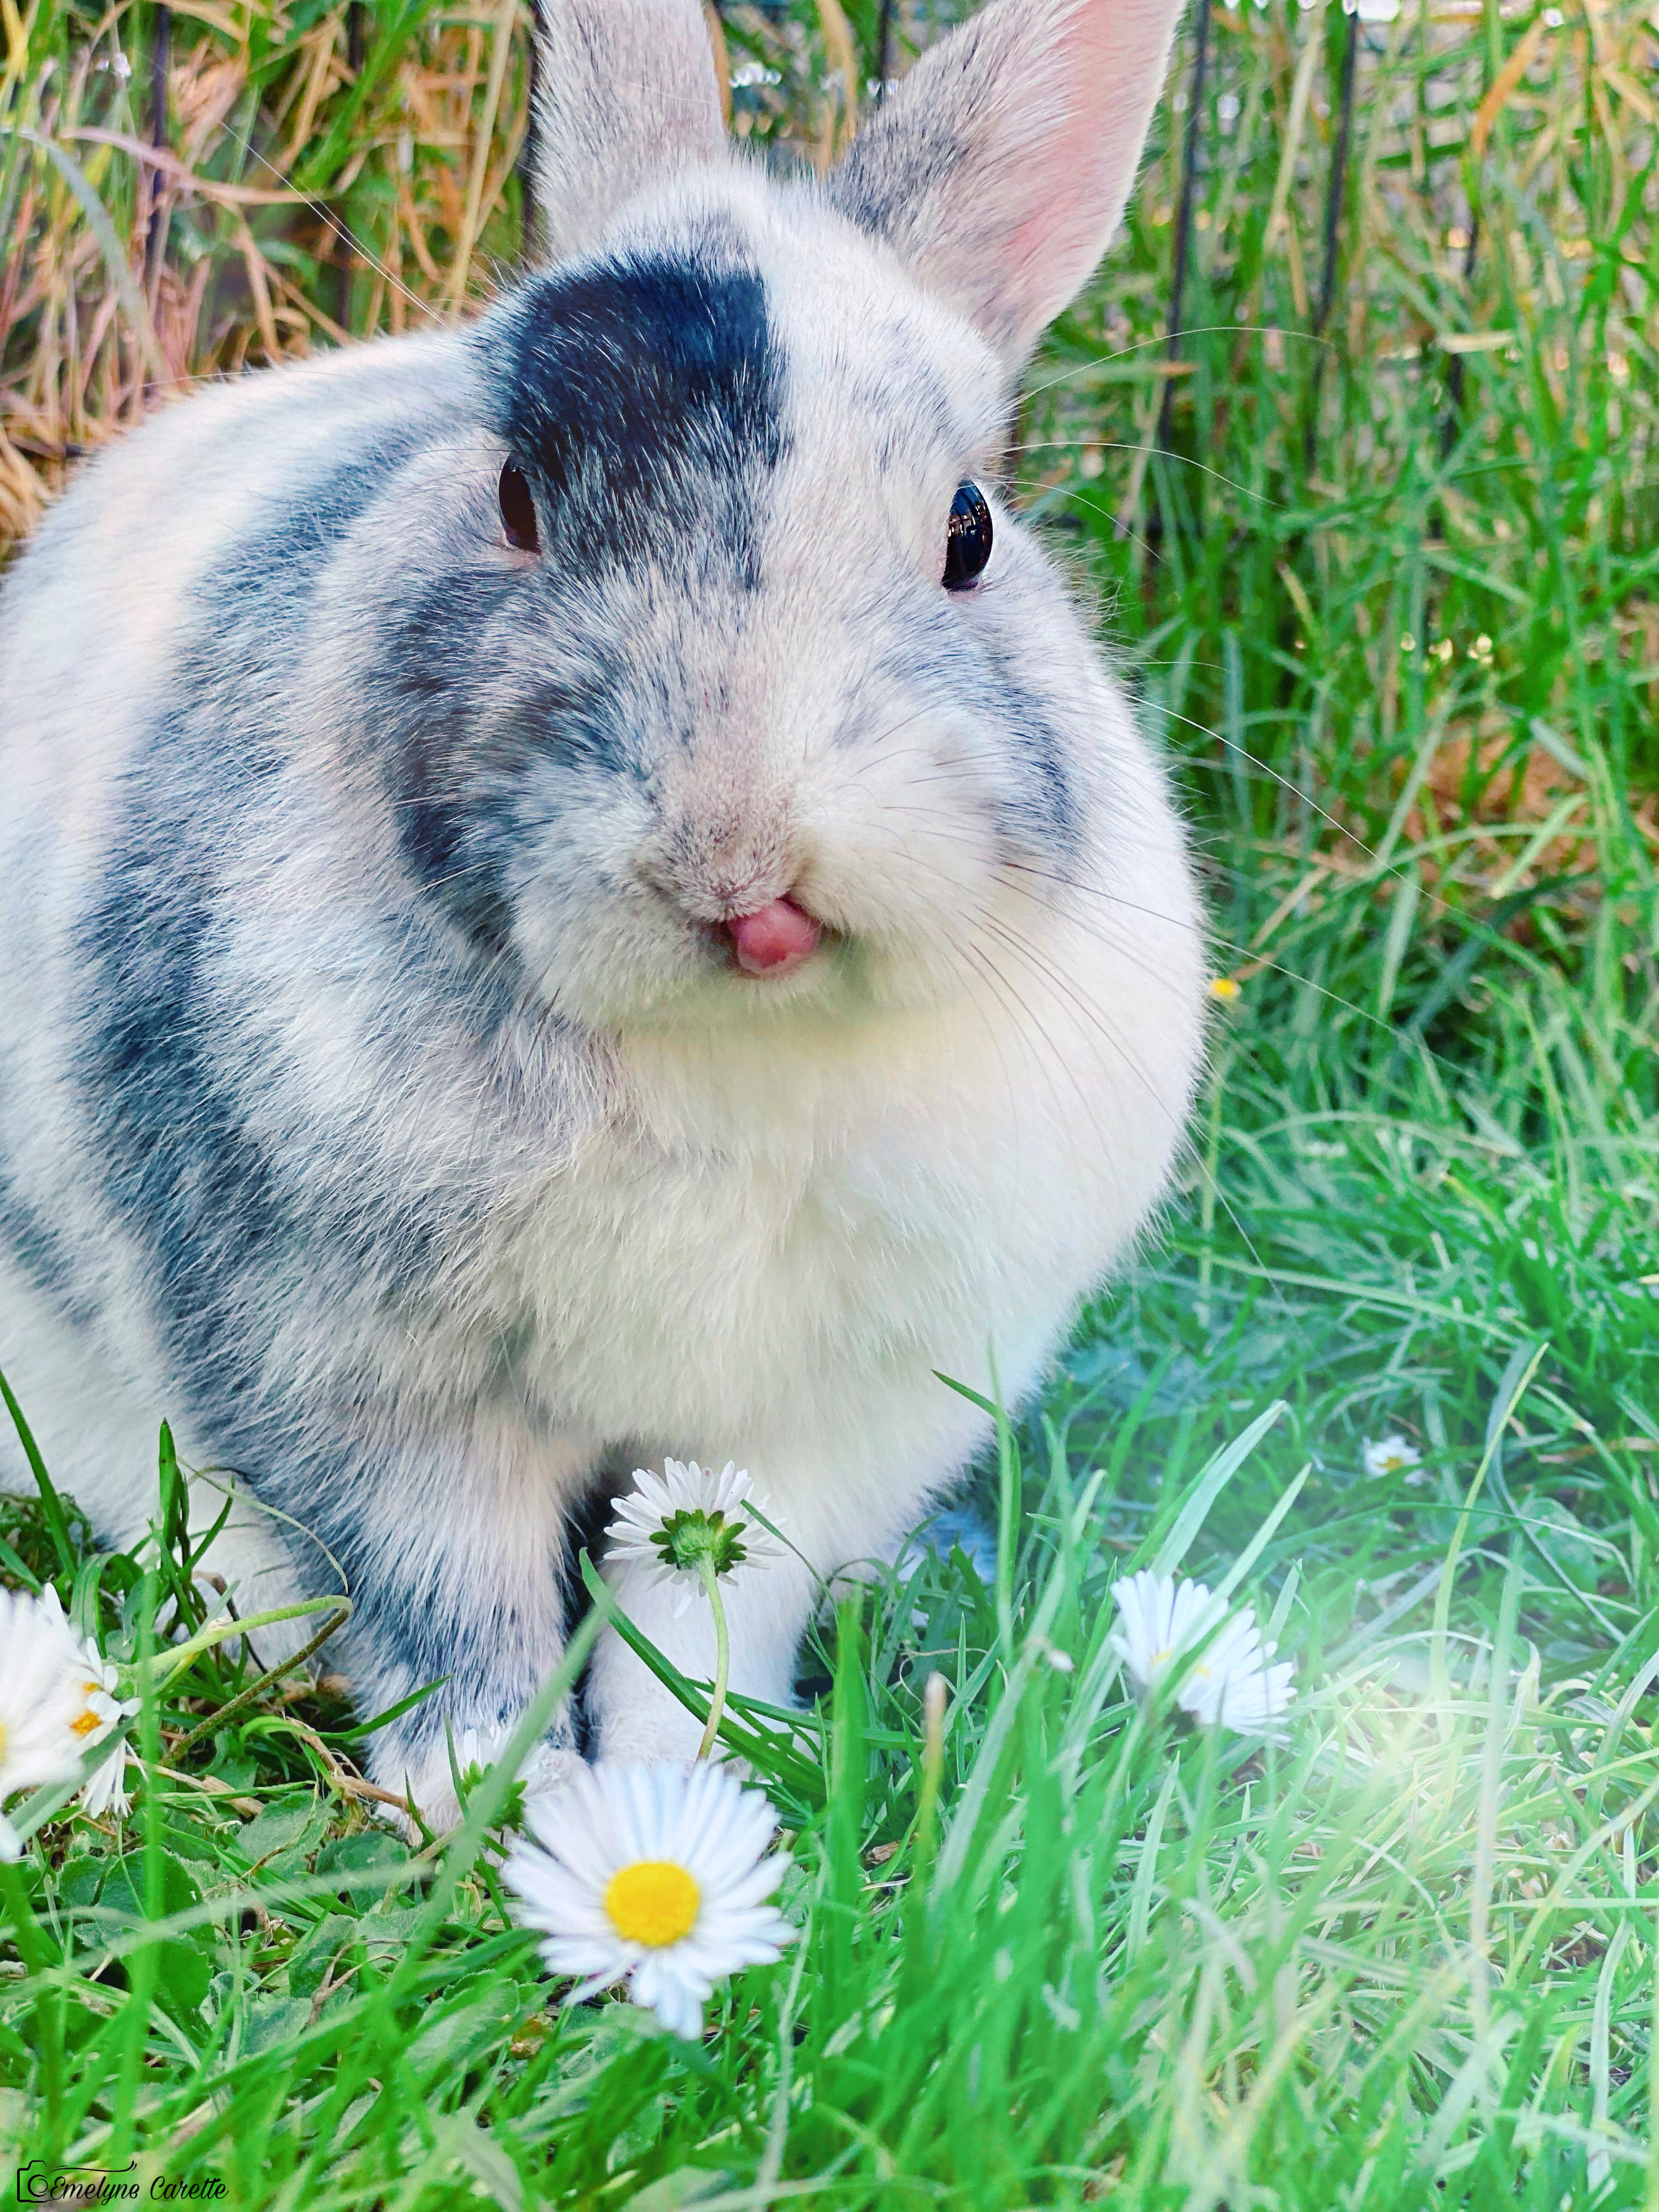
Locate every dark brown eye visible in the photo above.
<box><xmin>499</xmin><ymin>460</ymin><xmax>539</xmax><ymax>554</ymax></box>
<box><xmin>943</xmin><ymin>480</ymin><xmax>993</xmax><ymax>590</ymax></box>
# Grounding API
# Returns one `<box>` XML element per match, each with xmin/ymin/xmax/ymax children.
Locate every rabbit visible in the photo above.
<box><xmin>0</xmin><ymin>0</ymin><xmax>1207</xmax><ymax>1829</ymax></box>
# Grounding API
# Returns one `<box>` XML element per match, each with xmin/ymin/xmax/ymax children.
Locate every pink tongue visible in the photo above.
<box><xmin>728</xmin><ymin>898</ymin><xmax>822</xmax><ymax>977</ymax></box>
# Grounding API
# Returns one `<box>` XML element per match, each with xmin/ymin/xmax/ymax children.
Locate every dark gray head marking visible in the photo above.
<box><xmin>480</xmin><ymin>239</ymin><xmax>785</xmax><ymax>576</ymax></box>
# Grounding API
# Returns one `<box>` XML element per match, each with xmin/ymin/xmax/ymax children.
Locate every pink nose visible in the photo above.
<box><xmin>726</xmin><ymin>897</ymin><xmax>822</xmax><ymax>977</ymax></box>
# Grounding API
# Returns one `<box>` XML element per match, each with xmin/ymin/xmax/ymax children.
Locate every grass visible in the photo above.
<box><xmin>3</xmin><ymin>0</ymin><xmax>1659</xmax><ymax>2201</ymax></box>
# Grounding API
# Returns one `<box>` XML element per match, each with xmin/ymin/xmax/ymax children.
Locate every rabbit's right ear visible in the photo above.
<box><xmin>530</xmin><ymin>0</ymin><xmax>728</xmax><ymax>264</ymax></box>
<box><xmin>828</xmin><ymin>0</ymin><xmax>1185</xmax><ymax>376</ymax></box>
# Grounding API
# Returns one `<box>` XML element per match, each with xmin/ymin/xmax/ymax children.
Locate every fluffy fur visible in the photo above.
<box><xmin>0</xmin><ymin>0</ymin><xmax>1205</xmax><ymax>1825</ymax></box>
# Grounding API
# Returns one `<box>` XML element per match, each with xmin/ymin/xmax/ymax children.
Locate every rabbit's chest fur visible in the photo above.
<box><xmin>458</xmin><ymin>985</ymin><xmax>1152</xmax><ymax>1474</ymax></box>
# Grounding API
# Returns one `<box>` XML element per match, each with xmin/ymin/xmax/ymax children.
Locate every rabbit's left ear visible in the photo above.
<box><xmin>828</xmin><ymin>0</ymin><xmax>1186</xmax><ymax>375</ymax></box>
<box><xmin>531</xmin><ymin>0</ymin><xmax>728</xmax><ymax>265</ymax></box>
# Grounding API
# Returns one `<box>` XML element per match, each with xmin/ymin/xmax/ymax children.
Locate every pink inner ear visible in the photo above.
<box><xmin>835</xmin><ymin>0</ymin><xmax>1187</xmax><ymax>371</ymax></box>
<box><xmin>987</xmin><ymin>3</ymin><xmax>1186</xmax><ymax>358</ymax></box>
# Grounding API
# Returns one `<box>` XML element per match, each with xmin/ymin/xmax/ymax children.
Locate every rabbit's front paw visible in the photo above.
<box><xmin>372</xmin><ymin>1729</ymin><xmax>583</xmax><ymax>1838</ymax></box>
<box><xmin>592</xmin><ymin>1700</ymin><xmax>708</xmax><ymax>1771</ymax></box>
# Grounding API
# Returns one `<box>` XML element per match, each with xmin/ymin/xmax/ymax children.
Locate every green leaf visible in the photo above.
<box><xmin>1147</xmin><ymin>1401</ymin><xmax>1288</xmax><ymax>1578</ymax></box>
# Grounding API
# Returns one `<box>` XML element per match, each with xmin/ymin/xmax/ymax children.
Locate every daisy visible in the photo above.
<box><xmin>0</xmin><ymin>1585</ymin><xmax>96</xmax><ymax>1857</ymax></box>
<box><xmin>77</xmin><ymin>1746</ymin><xmax>135</xmax><ymax>1823</ymax></box>
<box><xmin>605</xmin><ymin>1460</ymin><xmax>780</xmax><ymax>1618</ymax></box>
<box><xmin>503</xmin><ymin>1761</ymin><xmax>795</xmax><ymax>2040</ymax></box>
<box><xmin>1109</xmin><ymin>1570</ymin><xmax>1294</xmax><ymax>1736</ymax></box>
<box><xmin>1363</xmin><ymin>1434</ymin><xmax>1422</xmax><ymax>1479</ymax></box>
<box><xmin>56</xmin><ymin>1605</ymin><xmax>139</xmax><ymax>1824</ymax></box>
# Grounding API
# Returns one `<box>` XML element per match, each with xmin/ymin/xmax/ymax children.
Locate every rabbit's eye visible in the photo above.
<box><xmin>499</xmin><ymin>461</ymin><xmax>540</xmax><ymax>554</ymax></box>
<box><xmin>943</xmin><ymin>481</ymin><xmax>993</xmax><ymax>591</ymax></box>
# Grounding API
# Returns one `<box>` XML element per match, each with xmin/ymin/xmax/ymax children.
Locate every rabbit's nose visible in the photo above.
<box><xmin>724</xmin><ymin>898</ymin><xmax>822</xmax><ymax>977</ymax></box>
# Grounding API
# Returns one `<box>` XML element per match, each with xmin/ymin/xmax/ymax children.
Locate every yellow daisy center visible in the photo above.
<box><xmin>70</xmin><ymin>1683</ymin><xmax>105</xmax><ymax>1738</ymax></box>
<box><xmin>604</xmin><ymin>1860</ymin><xmax>700</xmax><ymax>1948</ymax></box>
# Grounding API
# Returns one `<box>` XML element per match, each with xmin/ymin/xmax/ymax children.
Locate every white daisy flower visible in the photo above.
<box><xmin>1109</xmin><ymin>1570</ymin><xmax>1294</xmax><ymax>1736</ymax></box>
<box><xmin>0</xmin><ymin>1585</ymin><xmax>96</xmax><ymax>1858</ymax></box>
<box><xmin>77</xmin><ymin>1746</ymin><xmax>135</xmax><ymax>1823</ymax></box>
<box><xmin>605</xmin><ymin>1460</ymin><xmax>781</xmax><ymax>1617</ymax></box>
<box><xmin>57</xmin><ymin>1608</ymin><xmax>139</xmax><ymax>1824</ymax></box>
<box><xmin>1363</xmin><ymin>1434</ymin><xmax>1422</xmax><ymax>1479</ymax></box>
<box><xmin>503</xmin><ymin>1761</ymin><xmax>796</xmax><ymax>2040</ymax></box>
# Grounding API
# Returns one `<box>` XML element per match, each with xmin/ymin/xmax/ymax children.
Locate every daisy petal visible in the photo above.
<box><xmin>1110</xmin><ymin>1570</ymin><xmax>1294</xmax><ymax>1739</ymax></box>
<box><xmin>502</xmin><ymin>1759</ymin><xmax>795</xmax><ymax>2040</ymax></box>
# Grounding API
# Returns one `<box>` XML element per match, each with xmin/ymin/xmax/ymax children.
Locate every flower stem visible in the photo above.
<box><xmin>146</xmin><ymin>1593</ymin><xmax>352</xmax><ymax>1693</ymax></box>
<box><xmin>695</xmin><ymin>1558</ymin><xmax>731</xmax><ymax>1762</ymax></box>
<box><xmin>169</xmin><ymin>1604</ymin><xmax>351</xmax><ymax>1758</ymax></box>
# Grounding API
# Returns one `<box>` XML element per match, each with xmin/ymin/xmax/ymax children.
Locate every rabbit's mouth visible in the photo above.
<box><xmin>721</xmin><ymin>897</ymin><xmax>823</xmax><ymax>980</ymax></box>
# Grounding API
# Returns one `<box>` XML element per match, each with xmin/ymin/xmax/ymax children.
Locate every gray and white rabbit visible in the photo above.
<box><xmin>0</xmin><ymin>0</ymin><xmax>1206</xmax><ymax>1825</ymax></box>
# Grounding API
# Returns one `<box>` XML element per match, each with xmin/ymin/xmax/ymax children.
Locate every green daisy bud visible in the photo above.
<box><xmin>650</xmin><ymin>1506</ymin><xmax>751</xmax><ymax>1579</ymax></box>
